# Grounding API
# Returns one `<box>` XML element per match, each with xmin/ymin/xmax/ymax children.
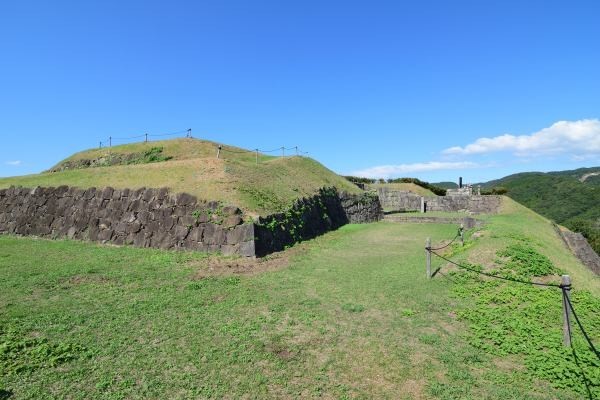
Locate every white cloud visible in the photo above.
<box><xmin>443</xmin><ymin>119</ymin><xmax>600</xmax><ymax>156</ymax></box>
<box><xmin>352</xmin><ymin>161</ymin><xmax>478</xmax><ymax>179</ymax></box>
<box><xmin>5</xmin><ymin>160</ymin><xmax>21</xmax><ymax>166</ymax></box>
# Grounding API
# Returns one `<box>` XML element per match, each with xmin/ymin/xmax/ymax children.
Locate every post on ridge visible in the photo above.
<box><xmin>561</xmin><ymin>275</ymin><xmax>572</xmax><ymax>347</ymax></box>
<box><xmin>426</xmin><ymin>237</ymin><xmax>431</xmax><ymax>279</ymax></box>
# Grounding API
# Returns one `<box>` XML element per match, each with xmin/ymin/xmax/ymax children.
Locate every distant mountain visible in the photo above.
<box><xmin>482</xmin><ymin>167</ymin><xmax>600</xmax><ymax>255</ymax></box>
<box><xmin>547</xmin><ymin>166</ymin><xmax>600</xmax><ymax>183</ymax></box>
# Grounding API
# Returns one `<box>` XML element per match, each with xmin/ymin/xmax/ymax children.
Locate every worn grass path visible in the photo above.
<box><xmin>0</xmin><ymin>216</ymin><xmax>591</xmax><ymax>399</ymax></box>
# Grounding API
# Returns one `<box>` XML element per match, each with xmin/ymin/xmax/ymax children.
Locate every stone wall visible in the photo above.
<box><xmin>0</xmin><ymin>186</ymin><xmax>382</xmax><ymax>257</ymax></box>
<box><xmin>377</xmin><ymin>188</ymin><xmax>421</xmax><ymax>211</ymax></box>
<box><xmin>425</xmin><ymin>195</ymin><xmax>502</xmax><ymax>214</ymax></box>
<box><xmin>554</xmin><ymin>226</ymin><xmax>600</xmax><ymax>275</ymax></box>
<box><xmin>339</xmin><ymin>191</ymin><xmax>383</xmax><ymax>223</ymax></box>
<box><xmin>0</xmin><ymin>186</ymin><xmax>255</xmax><ymax>256</ymax></box>
<box><xmin>377</xmin><ymin>187</ymin><xmax>501</xmax><ymax>214</ymax></box>
<box><xmin>254</xmin><ymin>188</ymin><xmax>383</xmax><ymax>256</ymax></box>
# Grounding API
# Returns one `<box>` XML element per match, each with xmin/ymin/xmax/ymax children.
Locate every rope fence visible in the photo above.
<box><xmin>99</xmin><ymin>129</ymin><xmax>191</xmax><ymax>148</ymax></box>
<box><xmin>424</xmin><ymin>229</ymin><xmax>600</xmax><ymax>361</ymax></box>
<box><xmin>96</xmin><ymin>129</ymin><xmax>309</xmax><ymax>163</ymax></box>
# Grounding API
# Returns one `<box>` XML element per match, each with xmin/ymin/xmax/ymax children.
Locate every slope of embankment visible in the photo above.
<box><xmin>0</xmin><ymin>138</ymin><xmax>361</xmax><ymax>216</ymax></box>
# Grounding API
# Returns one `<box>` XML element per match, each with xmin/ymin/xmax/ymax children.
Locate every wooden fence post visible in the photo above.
<box><xmin>255</xmin><ymin>149</ymin><xmax>259</xmax><ymax>165</ymax></box>
<box><xmin>217</xmin><ymin>145</ymin><xmax>221</xmax><ymax>159</ymax></box>
<box><xmin>426</xmin><ymin>237</ymin><xmax>431</xmax><ymax>279</ymax></box>
<box><xmin>561</xmin><ymin>275</ymin><xmax>572</xmax><ymax>347</ymax></box>
<box><xmin>460</xmin><ymin>224</ymin><xmax>464</xmax><ymax>246</ymax></box>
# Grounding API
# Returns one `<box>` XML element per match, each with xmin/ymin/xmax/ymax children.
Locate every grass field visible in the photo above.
<box><xmin>0</xmin><ymin>199</ymin><xmax>598</xmax><ymax>399</ymax></box>
<box><xmin>368</xmin><ymin>182</ymin><xmax>436</xmax><ymax>197</ymax></box>
<box><xmin>0</xmin><ymin>139</ymin><xmax>361</xmax><ymax>216</ymax></box>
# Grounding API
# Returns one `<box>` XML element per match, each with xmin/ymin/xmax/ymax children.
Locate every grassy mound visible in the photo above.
<box><xmin>368</xmin><ymin>182</ymin><xmax>436</xmax><ymax>197</ymax></box>
<box><xmin>0</xmin><ymin>138</ymin><xmax>360</xmax><ymax>216</ymax></box>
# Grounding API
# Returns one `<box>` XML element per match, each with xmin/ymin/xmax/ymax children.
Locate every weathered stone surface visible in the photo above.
<box><xmin>227</xmin><ymin>223</ymin><xmax>254</xmax><ymax>244</ymax></box>
<box><xmin>238</xmin><ymin>241</ymin><xmax>255</xmax><ymax>257</ymax></box>
<box><xmin>377</xmin><ymin>188</ymin><xmax>501</xmax><ymax>214</ymax></box>
<box><xmin>175</xmin><ymin>192</ymin><xmax>196</xmax><ymax>206</ymax></box>
<box><xmin>179</xmin><ymin>215</ymin><xmax>196</xmax><ymax>227</ymax></box>
<box><xmin>220</xmin><ymin>244</ymin><xmax>237</xmax><ymax>256</ymax></box>
<box><xmin>0</xmin><ymin>185</ymin><xmax>385</xmax><ymax>258</ymax></box>
<box><xmin>222</xmin><ymin>206</ymin><xmax>242</xmax><ymax>216</ymax></box>
<box><xmin>101</xmin><ymin>187</ymin><xmax>114</xmax><ymax>200</ymax></box>
<box><xmin>188</xmin><ymin>226</ymin><xmax>204</xmax><ymax>242</ymax></box>
<box><xmin>174</xmin><ymin>225</ymin><xmax>190</xmax><ymax>241</ymax></box>
<box><xmin>223</xmin><ymin>215</ymin><xmax>243</xmax><ymax>228</ymax></box>
<box><xmin>556</xmin><ymin>228</ymin><xmax>600</xmax><ymax>275</ymax></box>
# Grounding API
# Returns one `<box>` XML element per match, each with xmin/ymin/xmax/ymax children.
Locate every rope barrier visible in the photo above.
<box><xmin>220</xmin><ymin>147</ymin><xmax>250</xmax><ymax>154</ymax></box>
<box><xmin>426</xmin><ymin>233</ymin><xmax>460</xmax><ymax>251</ymax></box>
<box><xmin>426</xmin><ymin>230</ymin><xmax>600</xmax><ymax>383</ymax></box>
<box><xmin>429</xmin><ymin>250</ymin><xmax>562</xmax><ymax>288</ymax></box>
<box><xmin>149</xmin><ymin>130</ymin><xmax>188</xmax><ymax>137</ymax></box>
<box><xmin>111</xmin><ymin>134</ymin><xmax>146</xmax><ymax>140</ymax></box>
<box><xmin>565</xmin><ymin>294</ymin><xmax>600</xmax><ymax>361</ymax></box>
<box><xmin>95</xmin><ymin>130</ymin><xmax>308</xmax><ymax>157</ymax></box>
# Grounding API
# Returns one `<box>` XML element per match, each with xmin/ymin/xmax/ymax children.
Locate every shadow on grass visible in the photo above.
<box><xmin>572</xmin><ymin>348</ymin><xmax>594</xmax><ymax>400</ymax></box>
<box><xmin>0</xmin><ymin>389</ymin><xmax>14</xmax><ymax>399</ymax></box>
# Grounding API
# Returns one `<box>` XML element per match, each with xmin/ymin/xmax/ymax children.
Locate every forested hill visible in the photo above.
<box><xmin>482</xmin><ymin>167</ymin><xmax>600</xmax><ymax>255</ymax></box>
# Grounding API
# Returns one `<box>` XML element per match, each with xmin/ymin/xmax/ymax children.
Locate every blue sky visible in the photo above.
<box><xmin>1</xmin><ymin>0</ymin><xmax>599</xmax><ymax>184</ymax></box>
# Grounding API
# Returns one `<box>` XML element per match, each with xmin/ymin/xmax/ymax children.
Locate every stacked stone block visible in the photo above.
<box><xmin>0</xmin><ymin>186</ymin><xmax>254</xmax><ymax>256</ymax></box>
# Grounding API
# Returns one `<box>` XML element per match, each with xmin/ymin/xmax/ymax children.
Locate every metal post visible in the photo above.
<box><xmin>255</xmin><ymin>149</ymin><xmax>259</xmax><ymax>165</ymax></box>
<box><xmin>217</xmin><ymin>145</ymin><xmax>221</xmax><ymax>159</ymax></box>
<box><xmin>295</xmin><ymin>146</ymin><xmax>298</xmax><ymax>156</ymax></box>
<box><xmin>109</xmin><ymin>136</ymin><xmax>112</xmax><ymax>148</ymax></box>
<box><xmin>561</xmin><ymin>275</ymin><xmax>572</xmax><ymax>347</ymax></box>
<box><xmin>426</xmin><ymin>237</ymin><xmax>431</xmax><ymax>279</ymax></box>
<box><xmin>99</xmin><ymin>141</ymin><xmax>102</xmax><ymax>149</ymax></box>
<box><xmin>145</xmin><ymin>133</ymin><xmax>148</xmax><ymax>143</ymax></box>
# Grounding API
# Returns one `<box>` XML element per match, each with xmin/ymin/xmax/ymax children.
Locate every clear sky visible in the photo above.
<box><xmin>1</xmin><ymin>0</ymin><xmax>599</xmax><ymax>184</ymax></box>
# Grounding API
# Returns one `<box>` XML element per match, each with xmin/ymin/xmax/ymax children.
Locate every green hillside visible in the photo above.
<box><xmin>0</xmin><ymin>138</ymin><xmax>361</xmax><ymax>216</ymax></box>
<box><xmin>430</xmin><ymin>181</ymin><xmax>458</xmax><ymax>189</ymax></box>
<box><xmin>482</xmin><ymin>168</ymin><xmax>600</xmax><ymax>255</ymax></box>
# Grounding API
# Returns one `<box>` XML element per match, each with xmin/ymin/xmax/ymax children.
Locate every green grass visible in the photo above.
<box><xmin>385</xmin><ymin>210</ymin><xmax>484</xmax><ymax>219</ymax></box>
<box><xmin>369</xmin><ymin>182</ymin><xmax>436</xmax><ymax>197</ymax></box>
<box><xmin>1</xmin><ymin>198</ymin><xmax>598</xmax><ymax>399</ymax></box>
<box><xmin>482</xmin><ymin>168</ymin><xmax>600</xmax><ymax>254</ymax></box>
<box><xmin>0</xmin><ymin>139</ymin><xmax>361</xmax><ymax>216</ymax></box>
